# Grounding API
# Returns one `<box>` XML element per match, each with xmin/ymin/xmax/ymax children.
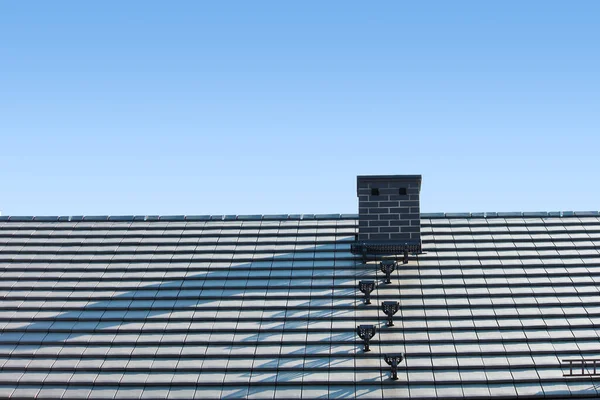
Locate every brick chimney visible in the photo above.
<box><xmin>355</xmin><ymin>175</ymin><xmax>422</xmax><ymax>254</ymax></box>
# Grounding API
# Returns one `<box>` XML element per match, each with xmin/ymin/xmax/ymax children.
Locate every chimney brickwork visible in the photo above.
<box><xmin>357</xmin><ymin>175</ymin><xmax>421</xmax><ymax>244</ymax></box>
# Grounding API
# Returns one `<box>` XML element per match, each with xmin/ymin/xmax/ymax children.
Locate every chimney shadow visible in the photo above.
<box><xmin>2</xmin><ymin>240</ymin><xmax>379</xmax><ymax>397</ymax></box>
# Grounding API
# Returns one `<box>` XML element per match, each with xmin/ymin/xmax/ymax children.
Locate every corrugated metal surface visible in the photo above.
<box><xmin>0</xmin><ymin>215</ymin><xmax>599</xmax><ymax>399</ymax></box>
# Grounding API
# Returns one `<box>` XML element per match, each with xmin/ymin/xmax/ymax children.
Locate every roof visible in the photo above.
<box><xmin>1</xmin><ymin>213</ymin><xmax>600</xmax><ymax>399</ymax></box>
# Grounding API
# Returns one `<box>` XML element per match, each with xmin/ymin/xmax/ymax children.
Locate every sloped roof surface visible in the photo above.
<box><xmin>0</xmin><ymin>214</ymin><xmax>600</xmax><ymax>399</ymax></box>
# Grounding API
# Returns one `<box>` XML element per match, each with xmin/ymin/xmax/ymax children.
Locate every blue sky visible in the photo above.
<box><xmin>1</xmin><ymin>1</ymin><xmax>599</xmax><ymax>216</ymax></box>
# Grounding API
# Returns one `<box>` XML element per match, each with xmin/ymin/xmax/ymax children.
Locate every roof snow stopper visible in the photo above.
<box><xmin>356</xmin><ymin>325</ymin><xmax>377</xmax><ymax>352</ymax></box>
<box><xmin>382</xmin><ymin>301</ymin><xmax>400</xmax><ymax>326</ymax></box>
<box><xmin>384</xmin><ymin>353</ymin><xmax>405</xmax><ymax>380</ymax></box>
<box><xmin>358</xmin><ymin>280</ymin><xmax>375</xmax><ymax>305</ymax></box>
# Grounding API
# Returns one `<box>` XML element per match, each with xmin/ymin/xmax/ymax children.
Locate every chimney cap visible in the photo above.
<box><xmin>357</xmin><ymin>175</ymin><xmax>422</xmax><ymax>195</ymax></box>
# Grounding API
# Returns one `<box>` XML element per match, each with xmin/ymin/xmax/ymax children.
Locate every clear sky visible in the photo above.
<box><xmin>1</xmin><ymin>1</ymin><xmax>599</xmax><ymax>216</ymax></box>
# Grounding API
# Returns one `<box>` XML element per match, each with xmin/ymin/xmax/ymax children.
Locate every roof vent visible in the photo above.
<box><xmin>352</xmin><ymin>175</ymin><xmax>422</xmax><ymax>260</ymax></box>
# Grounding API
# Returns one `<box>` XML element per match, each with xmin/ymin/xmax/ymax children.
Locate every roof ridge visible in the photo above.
<box><xmin>422</xmin><ymin>211</ymin><xmax>600</xmax><ymax>218</ymax></box>
<box><xmin>0</xmin><ymin>214</ymin><xmax>360</xmax><ymax>222</ymax></box>
<box><xmin>1</xmin><ymin>211</ymin><xmax>599</xmax><ymax>222</ymax></box>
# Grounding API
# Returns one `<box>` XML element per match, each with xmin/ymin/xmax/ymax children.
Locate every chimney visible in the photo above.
<box><xmin>353</xmin><ymin>175</ymin><xmax>422</xmax><ymax>259</ymax></box>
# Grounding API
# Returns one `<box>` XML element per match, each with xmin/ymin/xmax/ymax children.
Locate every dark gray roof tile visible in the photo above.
<box><xmin>421</xmin><ymin>213</ymin><xmax>446</xmax><ymax>218</ymax></box>
<box><xmin>83</xmin><ymin>216</ymin><xmax>109</xmax><ymax>221</ymax></box>
<box><xmin>236</xmin><ymin>215</ymin><xmax>263</xmax><ymax>221</ymax></box>
<box><xmin>445</xmin><ymin>213</ymin><xmax>472</xmax><ymax>218</ymax></box>
<box><xmin>8</xmin><ymin>216</ymin><xmax>34</xmax><ymax>222</ymax></box>
<box><xmin>522</xmin><ymin>212</ymin><xmax>549</xmax><ymax>217</ymax></box>
<box><xmin>497</xmin><ymin>212</ymin><xmax>523</xmax><ymax>217</ymax></box>
<box><xmin>340</xmin><ymin>213</ymin><xmax>359</xmax><ymax>219</ymax></box>
<box><xmin>159</xmin><ymin>215</ymin><xmax>186</xmax><ymax>221</ymax></box>
<box><xmin>574</xmin><ymin>211</ymin><xmax>599</xmax><ymax>216</ymax></box>
<box><xmin>32</xmin><ymin>216</ymin><xmax>59</xmax><ymax>222</ymax></box>
<box><xmin>107</xmin><ymin>215</ymin><xmax>135</xmax><ymax>221</ymax></box>
<box><xmin>0</xmin><ymin>212</ymin><xmax>596</xmax><ymax>398</ymax></box>
<box><xmin>184</xmin><ymin>215</ymin><xmax>211</xmax><ymax>221</ymax></box>
<box><xmin>262</xmin><ymin>214</ymin><xmax>288</xmax><ymax>220</ymax></box>
<box><xmin>315</xmin><ymin>214</ymin><xmax>341</xmax><ymax>219</ymax></box>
